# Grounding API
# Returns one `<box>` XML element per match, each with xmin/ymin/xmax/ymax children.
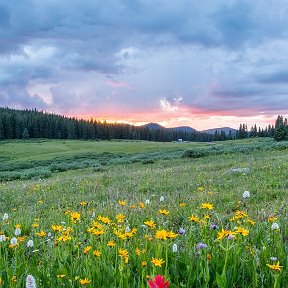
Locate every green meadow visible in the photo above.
<box><xmin>0</xmin><ymin>138</ymin><xmax>287</xmax><ymax>287</ymax></box>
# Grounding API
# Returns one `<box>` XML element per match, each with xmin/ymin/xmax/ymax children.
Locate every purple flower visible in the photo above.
<box><xmin>196</xmin><ymin>242</ymin><xmax>208</xmax><ymax>250</ymax></box>
<box><xmin>227</xmin><ymin>234</ymin><xmax>235</xmax><ymax>240</ymax></box>
<box><xmin>210</xmin><ymin>224</ymin><xmax>219</xmax><ymax>230</ymax></box>
<box><xmin>178</xmin><ymin>228</ymin><xmax>186</xmax><ymax>235</ymax></box>
<box><xmin>270</xmin><ymin>257</ymin><xmax>277</xmax><ymax>261</ymax></box>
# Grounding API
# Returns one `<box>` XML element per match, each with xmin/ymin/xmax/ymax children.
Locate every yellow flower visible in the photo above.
<box><xmin>17</xmin><ymin>236</ymin><xmax>27</xmax><ymax>242</ymax></box>
<box><xmin>12</xmin><ymin>275</ymin><xmax>17</xmax><ymax>282</ymax></box>
<box><xmin>91</xmin><ymin>229</ymin><xmax>105</xmax><ymax>236</ymax></box>
<box><xmin>107</xmin><ymin>241</ymin><xmax>116</xmax><ymax>247</ymax></box>
<box><xmin>155</xmin><ymin>229</ymin><xmax>168</xmax><ymax>240</ymax></box>
<box><xmin>119</xmin><ymin>248</ymin><xmax>129</xmax><ymax>263</ymax></box>
<box><xmin>159</xmin><ymin>209</ymin><xmax>169</xmax><ymax>215</ymax></box>
<box><xmin>235</xmin><ymin>210</ymin><xmax>248</xmax><ymax>218</ymax></box>
<box><xmin>70</xmin><ymin>212</ymin><xmax>81</xmax><ymax>222</ymax></box>
<box><xmin>35</xmin><ymin>231</ymin><xmax>46</xmax><ymax>237</ymax></box>
<box><xmin>92</xmin><ymin>221</ymin><xmax>103</xmax><ymax>229</ymax></box>
<box><xmin>266</xmin><ymin>262</ymin><xmax>283</xmax><ymax>271</ymax></box>
<box><xmin>56</xmin><ymin>235</ymin><xmax>72</xmax><ymax>242</ymax></box>
<box><xmin>116</xmin><ymin>214</ymin><xmax>125</xmax><ymax>223</ymax></box>
<box><xmin>151</xmin><ymin>257</ymin><xmax>165</xmax><ymax>267</ymax></box>
<box><xmin>14</xmin><ymin>224</ymin><xmax>21</xmax><ymax>229</ymax></box>
<box><xmin>235</xmin><ymin>227</ymin><xmax>249</xmax><ymax>236</ymax></box>
<box><xmin>144</xmin><ymin>220</ymin><xmax>156</xmax><ymax>230</ymax></box>
<box><xmin>139</xmin><ymin>202</ymin><xmax>145</xmax><ymax>208</ymax></box>
<box><xmin>57</xmin><ymin>274</ymin><xmax>66</xmax><ymax>278</ymax></box>
<box><xmin>141</xmin><ymin>261</ymin><xmax>147</xmax><ymax>267</ymax></box>
<box><xmin>51</xmin><ymin>225</ymin><xmax>63</xmax><ymax>231</ymax></box>
<box><xmin>83</xmin><ymin>246</ymin><xmax>92</xmax><ymax>254</ymax></box>
<box><xmin>32</xmin><ymin>223</ymin><xmax>39</xmax><ymax>228</ymax></box>
<box><xmin>118</xmin><ymin>200</ymin><xmax>126</xmax><ymax>206</ymax></box>
<box><xmin>268</xmin><ymin>216</ymin><xmax>278</xmax><ymax>222</ymax></box>
<box><xmin>179</xmin><ymin>202</ymin><xmax>187</xmax><ymax>207</ymax></box>
<box><xmin>167</xmin><ymin>231</ymin><xmax>178</xmax><ymax>239</ymax></box>
<box><xmin>80</xmin><ymin>201</ymin><xmax>88</xmax><ymax>206</ymax></box>
<box><xmin>201</xmin><ymin>203</ymin><xmax>214</xmax><ymax>210</ymax></box>
<box><xmin>0</xmin><ymin>277</ymin><xmax>2</xmax><ymax>285</ymax></box>
<box><xmin>188</xmin><ymin>215</ymin><xmax>200</xmax><ymax>222</ymax></box>
<box><xmin>79</xmin><ymin>278</ymin><xmax>91</xmax><ymax>285</ymax></box>
<box><xmin>135</xmin><ymin>247</ymin><xmax>141</xmax><ymax>256</ymax></box>
<box><xmin>119</xmin><ymin>248</ymin><xmax>129</xmax><ymax>258</ymax></box>
<box><xmin>93</xmin><ymin>250</ymin><xmax>101</xmax><ymax>257</ymax></box>
<box><xmin>217</xmin><ymin>229</ymin><xmax>236</xmax><ymax>240</ymax></box>
<box><xmin>97</xmin><ymin>215</ymin><xmax>112</xmax><ymax>224</ymax></box>
<box><xmin>246</xmin><ymin>219</ymin><xmax>256</xmax><ymax>225</ymax></box>
<box><xmin>203</xmin><ymin>214</ymin><xmax>211</xmax><ymax>220</ymax></box>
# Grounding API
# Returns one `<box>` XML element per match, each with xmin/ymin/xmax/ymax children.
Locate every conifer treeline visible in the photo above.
<box><xmin>274</xmin><ymin>115</ymin><xmax>288</xmax><ymax>141</ymax></box>
<box><xmin>0</xmin><ymin>107</ymin><xmax>280</xmax><ymax>142</ymax></box>
<box><xmin>0</xmin><ymin>107</ymin><xmax>215</xmax><ymax>142</ymax></box>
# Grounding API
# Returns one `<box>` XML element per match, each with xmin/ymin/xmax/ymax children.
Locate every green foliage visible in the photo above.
<box><xmin>274</xmin><ymin>115</ymin><xmax>288</xmax><ymax>141</ymax></box>
<box><xmin>0</xmin><ymin>140</ymin><xmax>287</xmax><ymax>287</ymax></box>
<box><xmin>21</xmin><ymin>128</ymin><xmax>29</xmax><ymax>140</ymax></box>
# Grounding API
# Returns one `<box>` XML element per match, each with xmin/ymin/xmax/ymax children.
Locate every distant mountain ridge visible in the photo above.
<box><xmin>202</xmin><ymin>127</ymin><xmax>237</xmax><ymax>135</ymax></box>
<box><xmin>143</xmin><ymin>123</ymin><xmax>236</xmax><ymax>135</ymax></box>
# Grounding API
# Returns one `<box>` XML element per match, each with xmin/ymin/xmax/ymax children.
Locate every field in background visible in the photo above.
<box><xmin>0</xmin><ymin>138</ymin><xmax>287</xmax><ymax>287</ymax></box>
<box><xmin>1</xmin><ymin>138</ymin><xmax>287</xmax><ymax>182</ymax></box>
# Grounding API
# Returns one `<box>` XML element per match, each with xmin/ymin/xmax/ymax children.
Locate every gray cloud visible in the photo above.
<box><xmin>1</xmin><ymin>0</ymin><xmax>288</xmax><ymax>124</ymax></box>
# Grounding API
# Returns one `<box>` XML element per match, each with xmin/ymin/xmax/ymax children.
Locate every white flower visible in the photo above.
<box><xmin>159</xmin><ymin>196</ymin><xmax>165</xmax><ymax>202</ymax></box>
<box><xmin>10</xmin><ymin>237</ymin><xmax>18</xmax><ymax>246</ymax></box>
<box><xmin>242</xmin><ymin>191</ymin><xmax>250</xmax><ymax>199</ymax></box>
<box><xmin>0</xmin><ymin>234</ymin><xmax>6</xmax><ymax>242</ymax></box>
<box><xmin>125</xmin><ymin>226</ymin><xmax>131</xmax><ymax>233</ymax></box>
<box><xmin>15</xmin><ymin>227</ymin><xmax>21</xmax><ymax>236</ymax></box>
<box><xmin>271</xmin><ymin>222</ymin><xmax>280</xmax><ymax>230</ymax></box>
<box><xmin>27</xmin><ymin>239</ymin><xmax>34</xmax><ymax>248</ymax></box>
<box><xmin>91</xmin><ymin>211</ymin><xmax>96</xmax><ymax>218</ymax></box>
<box><xmin>26</xmin><ymin>274</ymin><xmax>37</xmax><ymax>288</ymax></box>
<box><xmin>3</xmin><ymin>213</ymin><xmax>9</xmax><ymax>221</ymax></box>
<box><xmin>172</xmin><ymin>243</ymin><xmax>178</xmax><ymax>253</ymax></box>
<box><xmin>145</xmin><ymin>199</ymin><xmax>150</xmax><ymax>205</ymax></box>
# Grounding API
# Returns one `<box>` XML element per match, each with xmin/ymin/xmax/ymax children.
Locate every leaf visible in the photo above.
<box><xmin>216</xmin><ymin>272</ymin><xmax>227</xmax><ymax>288</ymax></box>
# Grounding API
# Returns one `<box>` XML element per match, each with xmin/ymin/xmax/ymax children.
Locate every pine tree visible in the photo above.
<box><xmin>22</xmin><ymin>128</ymin><xmax>30</xmax><ymax>140</ymax></box>
<box><xmin>274</xmin><ymin>115</ymin><xmax>288</xmax><ymax>141</ymax></box>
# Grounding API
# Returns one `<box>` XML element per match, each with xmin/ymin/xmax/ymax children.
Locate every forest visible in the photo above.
<box><xmin>0</xmin><ymin>107</ymin><xmax>281</xmax><ymax>142</ymax></box>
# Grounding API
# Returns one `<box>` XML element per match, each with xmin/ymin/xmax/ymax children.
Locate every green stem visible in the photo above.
<box><xmin>222</xmin><ymin>240</ymin><xmax>229</xmax><ymax>275</ymax></box>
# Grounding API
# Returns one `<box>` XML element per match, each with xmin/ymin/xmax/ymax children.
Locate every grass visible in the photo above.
<box><xmin>0</xmin><ymin>138</ymin><xmax>287</xmax><ymax>287</ymax></box>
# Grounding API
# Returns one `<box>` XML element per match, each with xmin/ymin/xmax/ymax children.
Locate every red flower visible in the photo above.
<box><xmin>148</xmin><ymin>275</ymin><xmax>170</xmax><ymax>288</ymax></box>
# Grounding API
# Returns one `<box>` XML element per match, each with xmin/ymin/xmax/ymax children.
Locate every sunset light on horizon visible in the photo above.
<box><xmin>1</xmin><ymin>1</ymin><xmax>288</xmax><ymax>130</ymax></box>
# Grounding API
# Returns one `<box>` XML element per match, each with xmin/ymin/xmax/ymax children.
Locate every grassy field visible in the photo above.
<box><xmin>0</xmin><ymin>138</ymin><xmax>288</xmax><ymax>287</ymax></box>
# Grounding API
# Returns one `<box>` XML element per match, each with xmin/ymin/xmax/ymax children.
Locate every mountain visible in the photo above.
<box><xmin>169</xmin><ymin>126</ymin><xmax>197</xmax><ymax>133</ymax></box>
<box><xmin>202</xmin><ymin>127</ymin><xmax>237</xmax><ymax>135</ymax></box>
<box><xmin>143</xmin><ymin>123</ymin><xmax>237</xmax><ymax>136</ymax></box>
<box><xmin>143</xmin><ymin>123</ymin><xmax>197</xmax><ymax>132</ymax></box>
<box><xmin>143</xmin><ymin>123</ymin><xmax>166</xmax><ymax>130</ymax></box>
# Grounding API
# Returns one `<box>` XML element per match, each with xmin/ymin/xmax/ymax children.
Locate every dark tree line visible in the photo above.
<box><xmin>274</xmin><ymin>115</ymin><xmax>288</xmax><ymax>141</ymax></box>
<box><xmin>0</xmin><ymin>107</ymin><xmax>283</xmax><ymax>142</ymax></box>
<box><xmin>0</xmin><ymin>107</ymin><xmax>220</xmax><ymax>142</ymax></box>
<box><xmin>237</xmin><ymin>123</ymin><xmax>275</xmax><ymax>139</ymax></box>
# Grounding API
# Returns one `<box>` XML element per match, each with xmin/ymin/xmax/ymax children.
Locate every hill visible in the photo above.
<box><xmin>202</xmin><ymin>127</ymin><xmax>237</xmax><ymax>135</ymax></box>
<box><xmin>143</xmin><ymin>123</ymin><xmax>197</xmax><ymax>132</ymax></box>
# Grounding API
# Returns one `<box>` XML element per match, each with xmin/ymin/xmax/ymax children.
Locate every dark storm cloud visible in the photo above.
<box><xmin>1</xmin><ymin>0</ymin><xmax>288</xmax><ymax>120</ymax></box>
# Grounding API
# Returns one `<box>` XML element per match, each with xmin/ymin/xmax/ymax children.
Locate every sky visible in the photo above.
<box><xmin>1</xmin><ymin>0</ymin><xmax>288</xmax><ymax>130</ymax></box>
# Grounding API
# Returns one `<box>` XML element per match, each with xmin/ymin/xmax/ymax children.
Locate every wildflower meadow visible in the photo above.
<box><xmin>0</xmin><ymin>139</ymin><xmax>287</xmax><ymax>287</ymax></box>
